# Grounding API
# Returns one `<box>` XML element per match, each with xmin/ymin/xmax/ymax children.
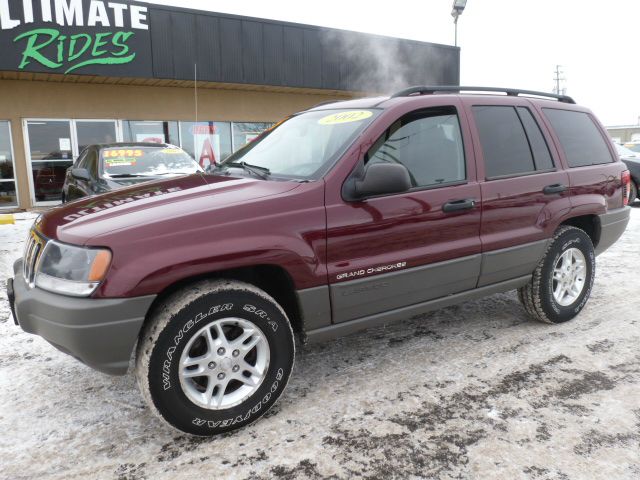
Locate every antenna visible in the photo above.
<box><xmin>194</xmin><ymin>63</ymin><xmax>198</xmax><ymax>125</ymax></box>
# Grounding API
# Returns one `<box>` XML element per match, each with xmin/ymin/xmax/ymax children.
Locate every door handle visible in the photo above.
<box><xmin>442</xmin><ymin>198</ymin><xmax>476</xmax><ymax>213</ymax></box>
<box><xmin>543</xmin><ymin>183</ymin><xmax>567</xmax><ymax>195</ymax></box>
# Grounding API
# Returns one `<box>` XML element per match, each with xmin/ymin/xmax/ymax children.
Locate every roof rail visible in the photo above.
<box><xmin>309</xmin><ymin>99</ymin><xmax>347</xmax><ymax>109</ymax></box>
<box><xmin>390</xmin><ymin>86</ymin><xmax>576</xmax><ymax>104</ymax></box>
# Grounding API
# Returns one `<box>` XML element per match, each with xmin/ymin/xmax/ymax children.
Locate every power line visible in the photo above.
<box><xmin>553</xmin><ymin>65</ymin><xmax>566</xmax><ymax>95</ymax></box>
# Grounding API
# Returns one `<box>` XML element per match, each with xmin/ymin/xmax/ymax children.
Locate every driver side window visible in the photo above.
<box><xmin>365</xmin><ymin>107</ymin><xmax>466</xmax><ymax>188</ymax></box>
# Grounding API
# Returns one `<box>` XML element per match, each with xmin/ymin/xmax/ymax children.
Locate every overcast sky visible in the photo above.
<box><xmin>140</xmin><ymin>0</ymin><xmax>638</xmax><ymax>126</ymax></box>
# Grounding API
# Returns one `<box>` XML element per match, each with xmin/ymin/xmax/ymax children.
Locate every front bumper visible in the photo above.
<box><xmin>595</xmin><ymin>207</ymin><xmax>631</xmax><ymax>255</ymax></box>
<box><xmin>10</xmin><ymin>259</ymin><xmax>156</xmax><ymax>375</ymax></box>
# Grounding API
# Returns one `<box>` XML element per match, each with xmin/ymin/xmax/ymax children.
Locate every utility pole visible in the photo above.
<box><xmin>553</xmin><ymin>65</ymin><xmax>566</xmax><ymax>95</ymax></box>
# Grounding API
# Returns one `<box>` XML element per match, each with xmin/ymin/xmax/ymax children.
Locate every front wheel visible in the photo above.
<box><xmin>518</xmin><ymin>226</ymin><xmax>595</xmax><ymax>324</ymax></box>
<box><xmin>135</xmin><ymin>280</ymin><xmax>295</xmax><ymax>436</ymax></box>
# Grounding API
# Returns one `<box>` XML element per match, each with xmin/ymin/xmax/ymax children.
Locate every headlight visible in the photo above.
<box><xmin>35</xmin><ymin>241</ymin><xmax>112</xmax><ymax>297</ymax></box>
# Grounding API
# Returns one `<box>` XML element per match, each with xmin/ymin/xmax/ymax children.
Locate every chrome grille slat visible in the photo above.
<box><xmin>23</xmin><ymin>230</ymin><xmax>45</xmax><ymax>288</ymax></box>
<box><xmin>22</xmin><ymin>235</ymin><xmax>35</xmax><ymax>280</ymax></box>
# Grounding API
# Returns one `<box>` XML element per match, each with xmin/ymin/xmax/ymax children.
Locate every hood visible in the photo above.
<box><xmin>621</xmin><ymin>156</ymin><xmax>640</xmax><ymax>167</ymax></box>
<box><xmin>38</xmin><ymin>173</ymin><xmax>301</xmax><ymax>244</ymax></box>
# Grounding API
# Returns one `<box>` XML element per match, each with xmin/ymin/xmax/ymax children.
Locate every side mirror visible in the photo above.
<box><xmin>345</xmin><ymin>163</ymin><xmax>412</xmax><ymax>200</ymax></box>
<box><xmin>71</xmin><ymin>168</ymin><xmax>91</xmax><ymax>182</ymax></box>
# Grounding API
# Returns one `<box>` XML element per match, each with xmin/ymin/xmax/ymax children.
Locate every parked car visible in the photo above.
<box><xmin>614</xmin><ymin>143</ymin><xmax>640</xmax><ymax>203</ymax></box>
<box><xmin>8</xmin><ymin>86</ymin><xmax>631</xmax><ymax>436</ymax></box>
<box><xmin>623</xmin><ymin>141</ymin><xmax>640</xmax><ymax>153</ymax></box>
<box><xmin>62</xmin><ymin>143</ymin><xmax>203</xmax><ymax>202</ymax></box>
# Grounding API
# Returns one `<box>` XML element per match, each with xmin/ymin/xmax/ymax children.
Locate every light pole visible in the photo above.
<box><xmin>451</xmin><ymin>0</ymin><xmax>468</xmax><ymax>47</ymax></box>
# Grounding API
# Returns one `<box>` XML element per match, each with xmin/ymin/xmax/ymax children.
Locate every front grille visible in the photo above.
<box><xmin>23</xmin><ymin>230</ymin><xmax>45</xmax><ymax>287</ymax></box>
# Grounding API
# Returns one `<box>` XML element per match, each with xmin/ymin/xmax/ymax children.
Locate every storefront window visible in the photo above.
<box><xmin>76</xmin><ymin>121</ymin><xmax>118</xmax><ymax>152</ymax></box>
<box><xmin>26</xmin><ymin>120</ymin><xmax>73</xmax><ymax>203</ymax></box>
<box><xmin>0</xmin><ymin>121</ymin><xmax>17</xmax><ymax>207</ymax></box>
<box><xmin>179</xmin><ymin>122</ymin><xmax>232</xmax><ymax>167</ymax></box>
<box><xmin>232</xmin><ymin>122</ymin><xmax>274</xmax><ymax>151</ymax></box>
<box><xmin>123</xmin><ymin>120</ymin><xmax>179</xmax><ymax>145</ymax></box>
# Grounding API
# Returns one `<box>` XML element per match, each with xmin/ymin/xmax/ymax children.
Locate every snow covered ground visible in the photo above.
<box><xmin>1</xmin><ymin>209</ymin><xmax>639</xmax><ymax>480</ymax></box>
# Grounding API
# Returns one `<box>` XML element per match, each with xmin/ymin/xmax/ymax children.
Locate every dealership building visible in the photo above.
<box><xmin>0</xmin><ymin>0</ymin><xmax>460</xmax><ymax>210</ymax></box>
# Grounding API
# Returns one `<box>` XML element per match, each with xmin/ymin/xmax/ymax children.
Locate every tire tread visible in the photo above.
<box><xmin>134</xmin><ymin>279</ymin><xmax>294</xmax><ymax>435</ymax></box>
<box><xmin>518</xmin><ymin>225</ymin><xmax>593</xmax><ymax>324</ymax></box>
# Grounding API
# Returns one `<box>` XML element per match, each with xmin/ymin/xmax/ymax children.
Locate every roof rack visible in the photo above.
<box><xmin>390</xmin><ymin>86</ymin><xmax>575</xmax><ymax>104</ymax></box>
<box><xmin>309</xmin><ymin>99</ymin><xmax>347</xmax><ymax>109</ymax></box>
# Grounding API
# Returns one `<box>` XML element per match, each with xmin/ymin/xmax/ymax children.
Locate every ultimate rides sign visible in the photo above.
<box><xmin>0</xmin><ymin>0</ymin><xmax>152</xmax><ymax>76</ymax></box>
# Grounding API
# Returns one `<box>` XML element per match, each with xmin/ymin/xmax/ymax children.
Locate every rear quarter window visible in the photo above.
<box><xmin>543</xmin><ymin>109</ymin><xmax>614</xmax><ymax>167</ymax></box>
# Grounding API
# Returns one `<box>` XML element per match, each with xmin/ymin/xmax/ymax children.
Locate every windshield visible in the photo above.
<box><xmin>218</xmin><ymin>109</ymin><xmax>379</xmax><ymax>179</ymax></box>
<box><xmin>101</xmin><ymin>146</ymin><xmax>203</xmax><ymax>177</ymax></box>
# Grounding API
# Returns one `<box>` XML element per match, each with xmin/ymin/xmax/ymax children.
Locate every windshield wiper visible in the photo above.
<box><xmin>218</xmin><ymin>161</ymin><xmax>270</xmax><ymax>179</ymax></box>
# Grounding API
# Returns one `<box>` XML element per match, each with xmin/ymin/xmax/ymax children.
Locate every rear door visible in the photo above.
<box><xmin>463</xmin><ymin>97</ymin><xmax>571</xmax><ymax>286</ymax></box>
<box><xmin>540</xmin><ymin>107</ymin><xmax>622</xmax><ymax>212</ymax></box>
<box><xmin>325</xmin><ymin>100</ymin><xmax>482</xmax><ymax>324</ymax></box>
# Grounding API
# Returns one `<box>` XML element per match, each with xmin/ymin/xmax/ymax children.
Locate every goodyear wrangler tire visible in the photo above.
<box><xmin>135</xmin><ymin>280</ymin><xmax>295</xmax><ymax>436</ymax></box>
<box><xmin>518</xmin><ymin>226</ymin><xmax>595</xmax><ymax>324</ymax></box>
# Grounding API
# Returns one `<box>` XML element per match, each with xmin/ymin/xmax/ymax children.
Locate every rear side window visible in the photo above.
<box><xmin>365</xmin><ymin>107</ymin><xmax>466</xmax><ymax>188</ymax></box>
<box><xmin>472</xmin><ymin>106</ymin><xmax>535</xmax><ymax>178</ymax></box>
<box><xmin>517</xmin><ymin>107</ymin><xmax>554</xmax><ymax>170</ymax></box>
<box><xmin>543</xmin><ymin>109</ymin><xmax>614</xmax><ymax>167</ymax></box>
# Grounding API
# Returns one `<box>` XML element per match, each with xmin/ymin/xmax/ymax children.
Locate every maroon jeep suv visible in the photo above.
<box><xmin>8</xmin><ymin>86</ymin><xmax>631</xmax><ymax>436</ymax></box>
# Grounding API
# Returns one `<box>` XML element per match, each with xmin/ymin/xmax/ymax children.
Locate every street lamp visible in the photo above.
<box><xmin>451</xmin><ymin>0</ymin><xmax>467</xmax><ymax>47</ymax></box>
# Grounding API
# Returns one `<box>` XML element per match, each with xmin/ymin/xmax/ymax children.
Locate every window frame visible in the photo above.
<box><xmin>516</xmin><ymin>106</ymin><xmax>556</xmax><ymax>172</ymax></box>
<box><xmin>74</xmin><ymin>148</ymin><xmax>89</xmax><ymax>168</ymax></box>
<box><xmin>85</xmin><ymin>147</ymin><xmax>99</xmax><ymax>179</ymax></box>
<box><xmin>472</xmin><ymin>104</ymin><xmax>556</xmax><ymax>181</ymax></box>
<box><xmin>362</xmin><ymin>106</ymin><xmax>469</xmax><ymax>195</ymax></box>
<box><xmin>0</xmin><ymin>120</ymin><xmax>19</xmax><ymax>210</ymax></box>
<box><xmin>23</xmin><ymin>118</ymin><xmax>123</xmax><ymax>206</ymax></box>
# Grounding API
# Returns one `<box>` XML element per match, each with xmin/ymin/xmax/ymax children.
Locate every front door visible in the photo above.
<box><xmin>24</xmin><ymin>120</ymin><xmax>74</xmax><ymax>205</ymax></box>
<box><xmin>25</xmin><ymin>119</ymin><xmax>120</xmax><ymax>205</ymax></box>
<box><xmin>325</xmin><ymin>103</ymin><xmax>482</xmax><ymax>324</ymax></box>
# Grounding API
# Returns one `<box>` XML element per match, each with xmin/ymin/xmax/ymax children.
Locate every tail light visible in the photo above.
<box><xmin>622</xmin><ymin>170</ymin><xmax>631</xmax><ymax>206</ymax></box>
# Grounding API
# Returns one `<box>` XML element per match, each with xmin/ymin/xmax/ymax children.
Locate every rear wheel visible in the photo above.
<box><xmin>135</xmin><ymin>280</ymin><xmax>295</xmax><ymax>436</ymax></box>
<box><xmin>518</xmin><ymin>226</ymin><xmax>595</xmax><ymax>324</ymax></box>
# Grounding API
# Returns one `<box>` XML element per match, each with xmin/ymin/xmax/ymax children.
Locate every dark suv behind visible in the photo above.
<box><xmin>8</xmin><ymin>86</ymin><xmax>631</xmax><ymax>436</ymax></box>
